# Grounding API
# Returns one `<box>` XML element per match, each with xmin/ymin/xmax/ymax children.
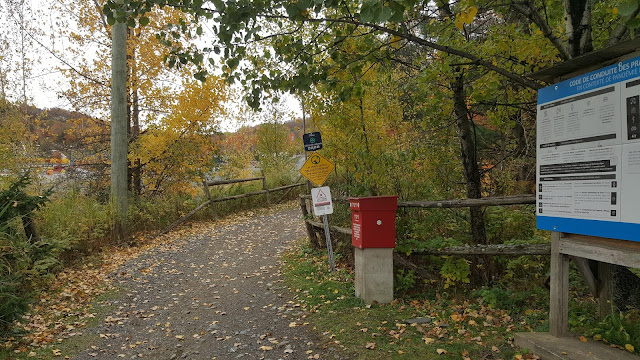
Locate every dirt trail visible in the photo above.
<box><xmin>72</xmin><ymin>206</ymin><xmax>339</xmax><ymax>360</ymax></box>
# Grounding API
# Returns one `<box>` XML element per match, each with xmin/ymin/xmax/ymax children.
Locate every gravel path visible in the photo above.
<box><xmin>72</xmin><ymin>206</ymin><xmax>339</xmax><ymax>360</ymax></box>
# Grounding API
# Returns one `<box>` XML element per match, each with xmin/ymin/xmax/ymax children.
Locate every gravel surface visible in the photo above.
<box><xmin>71</xmin><ymin>206</ymin><xmax>342</xmax><ymax>360</ymax></box>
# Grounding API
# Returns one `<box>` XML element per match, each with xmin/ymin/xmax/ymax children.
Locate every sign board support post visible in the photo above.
<box><xmin>598</xmin><ymin>262</ymin><xmax>614</xmax><ymax>318</ymax></box>
<box><xmin>549</xmin><ymin>231</ymin><xmax>569</xmax><ymax>338</ymax></box>
<box><xmin>322</xmin><ymin>215</ymin><xmax>335</xmax><ymax>272</ymax></box>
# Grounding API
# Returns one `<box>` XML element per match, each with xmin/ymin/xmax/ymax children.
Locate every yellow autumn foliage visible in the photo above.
<box><xmin>454</xmin><ymin>6</ymin><xmax>478</xmax><ymax>30</ymax></box>
<box><xmin>129</xmin><ymin>77</ymin><xmax>228</xmax><ymax>194</ymax></box>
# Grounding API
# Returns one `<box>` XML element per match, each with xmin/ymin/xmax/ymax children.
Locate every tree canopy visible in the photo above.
<box><xmin>103</xmin><ymin>1</ymin><xmax>638</xmax><ymax>106</ymax></box>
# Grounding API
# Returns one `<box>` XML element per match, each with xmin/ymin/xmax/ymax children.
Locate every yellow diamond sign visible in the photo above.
<box><xmin>299</xmin><ymin>152</ymin><xmax>335</xmax><ymax>186</ymax></box>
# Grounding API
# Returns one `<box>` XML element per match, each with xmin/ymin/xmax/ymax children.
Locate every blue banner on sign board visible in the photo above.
<box><xmin>538</xmin><ymin>57</ymin><xmax>640</xmax><ymax>104</ymax></box>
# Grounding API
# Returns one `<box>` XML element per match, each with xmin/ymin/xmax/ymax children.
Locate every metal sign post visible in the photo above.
<box><xmin>322</xmin><ymin>214</ymin><xmax>335</xmax><ymax>272</ymax></box>
<box><xmin>311</xmin><ymin>186</ymin><xmax>335</xmax><ymax>272</ymax></box>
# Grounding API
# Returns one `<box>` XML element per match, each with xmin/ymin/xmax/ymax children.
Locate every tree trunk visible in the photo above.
<box><xmin>22</xmin><ymin>214</ymin><xmax>39</xmax><ymax>243</ymax></box>
<box><xmin>452</xmin><ymin>71</ymin><xmax>490</xmax><ymax>284</ymax></box>
<box><xmin>129</xmin><ymin>32</ymin><xmax>142</xmax><ymax>196</ymax></box>
<box><xmin>565</xmin><ymin>0</ymin><xmax>593</xmax><ymax>58</ymax></box>
<box><xmin>452</xmin><ymin>72</ymin><xmax>487</xmax><ymax>245</ymax></box>
<box><xmin>358</xmin><ymin>98</ymin><xmax>377</xmax><ymax>196</ymax></box>
<box><xmin>111</xmin><ymin>20</ymin><xmax>129</xmax><ymax>232</ymax></box>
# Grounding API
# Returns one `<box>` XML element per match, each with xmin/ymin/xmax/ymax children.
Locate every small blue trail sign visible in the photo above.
<box><xmin>303</xmin><ymin>132</ymin><xmax>323</xmax><ymax>151</ymax></box>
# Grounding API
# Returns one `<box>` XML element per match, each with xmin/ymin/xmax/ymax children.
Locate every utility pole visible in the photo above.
<box><xmin>111</xmin><ymin>16</ymin><xmax>128</xmax><ymax>233</ymax></box>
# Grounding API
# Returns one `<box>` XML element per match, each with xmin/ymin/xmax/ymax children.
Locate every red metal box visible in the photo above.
<box><xmin>350</xmin><ymin>196</ymin><xmax>398</xmax><ymax>249</ymax></box>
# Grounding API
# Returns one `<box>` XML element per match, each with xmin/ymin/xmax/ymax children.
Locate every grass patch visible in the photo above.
<box><xmin>281</xmin><ymin>243</ymin><xmax>550</xmax><ymax>359</ymax></box>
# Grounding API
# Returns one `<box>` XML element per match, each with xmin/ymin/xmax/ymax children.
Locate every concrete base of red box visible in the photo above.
<box><xmin>354</xmin><ymin>247</ymin><xmax>394</xmax><ymax>303</ymax></box>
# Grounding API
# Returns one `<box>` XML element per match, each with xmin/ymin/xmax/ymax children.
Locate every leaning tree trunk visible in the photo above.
<box><xmin>111</xmin><ymin>20</ymin><xmax>129</xmax><ymax>236</ymax></box>
<box><xmin>452</xmin><ymin>71</ymin><xmax>491</xmax><ymax>283</ymax></box>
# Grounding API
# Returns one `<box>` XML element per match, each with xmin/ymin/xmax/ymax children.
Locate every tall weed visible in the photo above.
<box><xmin>37</xmin><ymin>192</ymin><xmax>112</xmax><ymax>256</ymax></box>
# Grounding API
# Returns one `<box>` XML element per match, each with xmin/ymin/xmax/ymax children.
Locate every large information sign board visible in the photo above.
<box><xmin>537</xmin><ymin>56</ymin><xmax>640</xmax><ymax>242</ymax></box>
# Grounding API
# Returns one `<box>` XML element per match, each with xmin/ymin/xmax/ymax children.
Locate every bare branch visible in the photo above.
<box><xmin>607</xmin><ymin>6</ymin><xmax>640</xmax><ymax>46</ymax></box>
<box><xmin>511</xmin><ymin>2</ymin><xmax>571</xmax><ymax>61</ymax></box>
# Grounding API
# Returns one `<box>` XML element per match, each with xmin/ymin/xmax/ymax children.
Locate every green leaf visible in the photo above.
<box><xmin>196</xmin><ymin>26</ymin><xmax>203</xmax><ymax>35</ymax></box>
<box><xmin>212</xmin><ymin>0</ymin><xmax>224</xmax><ymax>9</ymax></box>
<box><xmin>619</xmin><ymin>0</ymin><xmax>640</xmax><ymax>17</ymax></box>
<box><xmin>194</xmin><ymin>70</ymin><xmax>207</xmax><ymax>82</ymax></box>
<box><xmin>139</xmin><ymin>16</ymin><xmax>150</xmax><ymax>26</ymax></box>
<box><xmin>107</xmin><ymin>15</ymin><xmax>116</xmax><ymax>26</ymax></box>
<box><xmin>297</xmin><ymin>0</ymin><xmax>312</xmax><ymax>10</ymax></box>
<box><xmin>627</xmin><ymin>17</ymin><xmax>640</xmax><ymax>29</ymax></box>
<box><xmin>360</xmin><ymin>3</ymin><xmax>374</xmax><ymax>22</ymax></box>
<box><xmin>378</xmin><ymin>6</ymin><xmax>392</xmax><ymax>22</ymax></box>
<box><xmin>285</xmin><ymin>4</ymin><xmax>299</xmax><ymax>17</ymax></box>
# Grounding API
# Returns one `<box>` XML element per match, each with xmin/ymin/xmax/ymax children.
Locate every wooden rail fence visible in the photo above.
<box><xmin>158</xmin><ymin>177</ymin><xmax>305</xmax><ymax>235</ymax></box>
<box><xmin>299</xmin><ymin>194</ymin><xmax>547</xmax><ymax>257</ymax></box>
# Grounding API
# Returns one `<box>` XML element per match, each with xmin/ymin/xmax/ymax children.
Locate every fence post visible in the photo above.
<box><xmin>261</xmin><ymin>170</ymin><xmax>270</xmax><ymax>204</ymax></box>
<box><xmin>299</xmin><ymin>195</ymin><xmax>320</xmax><ymax>248</ymax></box>
<box><xmin>202</xmin><ymin>180</ymin><xmax>211</xmax><ymax>200</ymax></box>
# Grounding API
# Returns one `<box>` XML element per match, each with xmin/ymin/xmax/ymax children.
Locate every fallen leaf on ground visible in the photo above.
<box><xmin>424</xmin><ymin>337</ymin><xmax>436</xmax><ymax>344</ymax></box>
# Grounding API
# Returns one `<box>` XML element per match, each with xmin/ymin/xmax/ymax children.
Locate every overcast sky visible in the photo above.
<box><xmin>6</xmin><ymin>0</ymin><xmax>301</xmax><ymax>132</ymax></box>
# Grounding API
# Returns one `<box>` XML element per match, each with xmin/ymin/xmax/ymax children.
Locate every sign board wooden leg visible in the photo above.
<box><xmin>549</xmin><ymin>231</ymin><xmax>569</xmax><ymax>337</ymax></box>
<box><xmin>598</xmin><ymin>262</ymin><xmax>613</xmax><ymax>318</ymax></box>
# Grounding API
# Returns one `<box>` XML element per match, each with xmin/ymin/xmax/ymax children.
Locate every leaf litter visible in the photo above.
<box><xmin>5</xmin><ymin>203</ymin><xmax>344</xmax><ymax>359</ymax></box>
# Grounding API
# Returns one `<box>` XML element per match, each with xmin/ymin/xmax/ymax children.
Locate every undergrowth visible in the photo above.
<box><xmin>282</xmin><ymin>241</ymin><xmax>639</xmax><ymax>359</ymax></box>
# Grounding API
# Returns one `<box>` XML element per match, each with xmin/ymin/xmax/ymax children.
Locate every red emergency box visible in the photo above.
<box><xmin>350</xmin><ymin>196</ymin><xmax>398</xmax><ymax>249</ymax></box>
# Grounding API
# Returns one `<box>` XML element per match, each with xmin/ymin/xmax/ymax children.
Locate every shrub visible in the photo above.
<box><xmin>37</xmin><ymin>191</ymin><xmax>112</xmax><ymax>256</ymax></box>
<box><xmin>0</xmin><ymin>175</ymin><xmax>58</xmax><ymax>335</ymax></box>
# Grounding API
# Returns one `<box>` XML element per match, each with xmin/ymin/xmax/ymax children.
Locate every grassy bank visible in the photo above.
<box><xmin>281</xmin><ymin>242</ymin><xmax>639</xmax><ymax>359</ymax></box>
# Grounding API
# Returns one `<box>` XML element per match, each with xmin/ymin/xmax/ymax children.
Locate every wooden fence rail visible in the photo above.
<box><xmin>304</xmin><ymin>219</ymin><xmax>550</xmax><ymax>256</ymax></box>
<box><xmin>159</xmin><ymin>182</ymin><xmax>305</xmax><ymax>235</ymax></box>
<box><xmin>206</xmin><ymin>177</ymin><xmax>265</xmax><ymax>186</ymax></box>
<box><xmin>300</xmin><ymin>194</ymin><xmax>536</xmax><ymax>208</ymax></box>
<box><xmin>300</xmin><ymin>194</ymin><xmax>546</xmax><ymax>257</ymax></box>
